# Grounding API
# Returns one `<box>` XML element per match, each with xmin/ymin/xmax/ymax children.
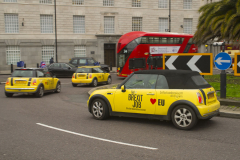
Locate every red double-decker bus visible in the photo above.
<box><xmin>117</xmin><ymin>31</ymin><xmax>198</xmax><ymax>77</ymax></box>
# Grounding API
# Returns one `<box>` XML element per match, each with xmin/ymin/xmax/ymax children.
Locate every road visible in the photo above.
<box><xmin>1</xmin><ymin>73</ymin><xmax>240</xmax><ymax>160</ymax></box>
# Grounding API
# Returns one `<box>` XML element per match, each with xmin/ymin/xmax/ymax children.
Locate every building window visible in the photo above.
<box><xmin>72</xmin><ymin>0</ymin><xmax>84</xmax><ymax>5</ymax></box>
<box><xmin>39</xmin><ymin>0</ymin><xmax>52</xmax><ymax>4</ymax></box>
<box><xmin>183</xmin><ymin>0</ymin><xmax>192</xmax><ymax>9</ymax></box>
<box><xmin>103</xmin><ymin>0</ymin><xmax>114</xmax><ymax>6</ymax></box>
<box><xmin>42</xmin><ymin>46</ymin><xmax>54</xmax><ymax>64</ymax></box>
<box><xmin>132</xmin><ymin>17</ymin><xmax>142</xmax><ymax>31</ymax></box>
<box><xmin>159</xmin><ymin>18</ymin><xmax>168</xmax><ymax>32</ymax></box>
<box><xmin>183</xmin><ymin>18</ymin><xmax>192</xmax><ymax>34</ymax></box>
<box><xmin>4</xmin><ymin>0</ymin><xmax>17</xmax><ymax>2</ymax></box>
<box><xmin>104</xmin><ymin>16</ymin><xmax>115</xmax><ymax>34</ymax></box>
<box><xmin>6</xmin><ymin>46</ymin><xmax>21</xmax><ymax>65</ymax></box>
<box><xmin>74</xmin><ymin>46</ymin><xmax>86</xmax><ymax>57</ymax></box>
<box><xmin>4</xmin><ymin>14</ymin><xmax>19</xmax><ymax>33</ymax></box>
<box><xmin>132</xmin><ymin>0</ymin><xmax>141</xmax><ymax>7</ymax></box>
<box><xmin>40</xmin><ymin>15</ymin><xmax>53</xmax><ymax>33</ymax></box>
<box><xmin>159</xmin><ymin>0</ymin><xmax>168</xmax><ymax>8</ymax></box>
<box><xmin>73</xmin><ymin>16</ymin><xmax>85</xmax><ymax>33</ymax></box>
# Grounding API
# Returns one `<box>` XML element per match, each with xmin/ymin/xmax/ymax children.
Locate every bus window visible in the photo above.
<box><xmin>168</xmin><ymin>37</ymin><xmax>174</xmax><ymax>44</ymax></box>
<box><xmin>149</xmin><ymin>37</ymin><xmax>154</xmax><ymax>44</ymax></box>
<box><xmin>161</xmin><ymin>37</ymin><xmax>168</xmax><ymax>44</ymax></box>
<box><xmin>141</xmin><ymin>37</ymin><xmax>148</xmax><ymax>44</ymax></box>
<box><xmin>154</xmin><ymin>37</ymin><xmax>160</xmax><ymax>44</ymax></box>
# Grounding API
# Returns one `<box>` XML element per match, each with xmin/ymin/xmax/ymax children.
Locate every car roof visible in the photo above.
<box><xmin>78</xmin><ymin>66</ymin><xmax>100</xmax><ymax>68</ymax></box>
<box><xmin>133</xmin><ymin>70</ymin><xmax>210</xmax><ymax>89</ymax></box>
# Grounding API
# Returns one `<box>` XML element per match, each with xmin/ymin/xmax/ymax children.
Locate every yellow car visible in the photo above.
<box><xmin>87</xmin><ymin>70</ymin><xmax>220</xmax><ymax>130</ymax></box>
<box><xmin>72</xmin><ymin>66</ymin><xmax>111</xmax><ymax>87</ymax></box>
<box><xmin>5</xmin><ymin>68</ymin><xmax>61</xmax><ymax>98</ymax></box>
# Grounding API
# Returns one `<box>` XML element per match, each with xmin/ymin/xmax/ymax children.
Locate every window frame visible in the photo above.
<box><xmin>132</xmin><ymin>0</ymin><xmax>141</xmax><ymax>7</ymax></box>
<box><xmin>104</xmin><ymin>16</ymin><xmax>115</xmax><ymax>34</ymax></box>
<box><xmin>4</xmin><ymin>14</ymin><xmax>19</xmax><ymax>33</ymax></box>
<box><xmin>132</xmin><ymin>17</ymin><xmax>142</xmax><ymax>31</ymax></box>
<box><xmin>40</xmin><ymin>15</ymin><xmax>53</xmax><ymax>33</ymax></box>
<box><xmin>183</xmin><ymin>0</ymin><xmax>192</xmax><ymax>9</ymax></box>
<box><xmin>103</xmin><ymin>0</ymin><xmax>114</xmax><ymax>6</ymax></box>
<box><xmin>159</xmin><ymin>0</ymin><xmax>168</xmax><ymax>8</ymax></box>
<box><xmin>42</xmin><ymin>46</ymin><xmax>54</xmax><ymax>64</ymax></box>
<box><xmin>73</xmin><ymin>15</ymin><xmax>85</xmax><ymax>34</ymax></box>
<box><xmin>6</xmin><ymin>46</ymin><xmax>21</xmax><ymax>65</ymax></box>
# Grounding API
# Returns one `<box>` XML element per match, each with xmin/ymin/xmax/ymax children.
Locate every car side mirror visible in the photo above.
<box><xmin>68</xmin><ymin>67</ymin><xmax>71</xmax><ymax>70</ymax></box>
<box><xmin>121</xmin><ymin>85</ymin><xmax>126</xmax><ymax>92</ymax></box>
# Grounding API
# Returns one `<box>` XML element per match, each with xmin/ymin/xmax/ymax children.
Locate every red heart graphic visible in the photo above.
<box><xmin>150</xmin><ymin>98</ymin><xmax>156</xmax><ymax>104</ymax></box>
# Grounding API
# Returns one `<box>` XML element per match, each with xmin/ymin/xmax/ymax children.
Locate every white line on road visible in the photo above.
<box><xmin>37</xmin><ymin>123</ymin><xmax>158</xmax><ymax>150</ymax></box>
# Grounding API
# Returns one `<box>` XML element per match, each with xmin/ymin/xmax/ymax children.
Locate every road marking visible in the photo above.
<box><xmin>37</xmin><ymin>123</ymin><xmax>158</xmax><ymax>150</ymax></box>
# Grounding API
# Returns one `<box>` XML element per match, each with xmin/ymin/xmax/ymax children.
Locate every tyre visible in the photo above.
<box><xmin>5</xmin><ymin>92</ymin><xmax>13</xmax><ymax>97</ymax></box>
<box><xmin>35</xmin><ymin>85</ymin><xmax>44</xmax><ymax>98</ymax></box>
<box><xmin>91</xmin><ymin>79</ymin><xmax>98</xmax><ymax>87</ymax></box>
<box><xmin>171</xmin><ymin>105</ymin><xmax>198</xmax><ymax>130</ymax></box>
<box><xmin>55</xmin><ymin>82</ymin><xmax>61</xmax><ymax>93</ymax></box>
<box><xmin>91</xmin><ymin>99</ymin><xmax>109</xmax><ymax>120</ymax></box>
<box><xmin>72</xmin><ymin>83</ymin><xmax>77</xmax><ymax>87</ymax></box>
<box><xmin>107</xmin><ymin>76</ymin><xmax>112</xmax><ymax>84</ymax></box>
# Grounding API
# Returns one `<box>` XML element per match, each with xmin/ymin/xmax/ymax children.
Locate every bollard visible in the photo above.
<box><xmin>110</xmin><ymin>62</ymin><xmax>112</xmax><ymax>71</ymax></box>
<box><xmin>11</xmin><ymin>64</ymin><xmax>13</xmax><ymax>73</ymax></box>
<box><xmin>24</xmin><ymin>63</ymin><xmax>26</xmax><ymax>68</ymax></box>
<box><xmin>37</xmin><ymin>63</ymin><xmax>39</xmax><ymax>68</ymax></box>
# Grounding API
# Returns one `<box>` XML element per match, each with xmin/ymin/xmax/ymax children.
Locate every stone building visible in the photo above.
<box><xmin>0</xmin><ymin>0</ymin><xmax>214</xmax><ymax>72</ymax></box>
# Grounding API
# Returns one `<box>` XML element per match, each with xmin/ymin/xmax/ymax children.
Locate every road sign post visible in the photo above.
<box><xmin>234</xmin><ymin>53</ymin><xmax>240</xmax><ymax>76</ymax></box>
<box><xmin>162</xmin><ymin>53</ymin><xmax>213</xmax><ymax>75</ymax></box>
<box><xmin>214</xmin><ymin>52</ymin><xmax>232</xmax><ymax>99</ymax></box>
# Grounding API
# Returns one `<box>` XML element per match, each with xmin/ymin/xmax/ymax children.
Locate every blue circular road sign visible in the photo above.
<box><xmin>214</xmin><ymin>52</ymin><xmax>232</xmax><ymax>70</ymax></box>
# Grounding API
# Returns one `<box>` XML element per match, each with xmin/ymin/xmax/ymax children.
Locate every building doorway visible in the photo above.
<box><xmin>104</xmin><ymin>44</ymin><xmax>116</xmax><ymax>67</ymax></box>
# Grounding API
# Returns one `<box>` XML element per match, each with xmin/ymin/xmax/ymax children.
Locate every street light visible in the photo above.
<box><xmin>54</xmin><ymin>0</ymin><xmax>58</xmax><ymax>62</ymax></box>
<box><xmin>205</xmin><ymin>44</ymin><xmax>208</xmax><ymax>53</ymax></box>
<box><xmin>169</xmin><ymin>0</ymin><xmax>171</xmax><ymax>32</ymax></box>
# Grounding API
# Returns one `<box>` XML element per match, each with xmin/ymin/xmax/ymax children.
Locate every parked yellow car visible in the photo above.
<box><xmin>87</xmin><ymin>70</ymin><xmax>220</xmax><ymax>130</ymax></box>
<box><xmin>72</xmin><ymin>66</ymin><xmax>112</xmax><ymax>87</ymax></box>
<box><xmin>5</xmin><ymin>68</ymin><xmax>61</xmax><ymax>98</ymax></box>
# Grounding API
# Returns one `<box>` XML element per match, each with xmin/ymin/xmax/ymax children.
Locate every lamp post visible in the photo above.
<box><xmin>169</xmin><ymin>0</ymin><xmax>171</xmax><ymax>32</ymax></box>
<box><xmin>54</xmin><ymin>0</ymin><xmax>58</xmax><ymax>62</ymax></box>
<box><xmin>205</xmin><ymin>44</ymin><xmax>208</xmax><ymax>53</ymax></box>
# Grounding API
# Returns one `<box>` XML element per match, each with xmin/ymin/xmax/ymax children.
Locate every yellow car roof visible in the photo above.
<box><xmin>78</xmin><ymin>66</ymin><xmax>100</xmax><ymax>68</ymax></box>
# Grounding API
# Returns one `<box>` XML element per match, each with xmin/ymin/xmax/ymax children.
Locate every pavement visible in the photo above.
<box><xmin>1</xmin><ymin>67</ymin><xmax>240</xmax><ymax>119</ymax></box>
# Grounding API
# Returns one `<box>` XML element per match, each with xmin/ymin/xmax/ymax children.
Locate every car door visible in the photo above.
<box><xmin>44</xmin><ymin>70</ymin><xmax>54</xmax><ymax>90</ymax></box>
<box><xmin>113</xmin><ymin>74</ymin><xmax>158</xmax><ymax>114</ymax></box>
<box><xmin>61</xmin><ymin>63</ymin><xmax>76</xmax><ymax>77</ymax></box>
<box><xmin>92</xmin><ymin>68</ymin><xmax>102</xmax><ymax>82</ymax></box>
<box><xmin>37</xmin><ymin>70</ymin><xmax>50</xmax><ymax>90</ymax></box>
<box><xmin>48</xmin><ymin>63</ymin><xmax>62</xmax><ymax>77</ymax></box>
<box><xmin>155</xmin><ymin>75</ymin><xmax>174</xmax><ymax>116</ymax></box>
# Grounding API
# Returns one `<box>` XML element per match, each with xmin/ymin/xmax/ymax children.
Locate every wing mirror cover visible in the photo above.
<box><xmin>121</xmin><ymin>85</ymin><xmax>126</xmax><ymax>92</ymax></box>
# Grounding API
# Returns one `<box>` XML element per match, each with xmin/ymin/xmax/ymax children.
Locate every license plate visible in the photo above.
<box><xmin>15</xmin><ymin>81</ymin><xmax>27</xmax><ymax>84</ymax></box>
<box><xmin>208</xmin><ymin>93</ymin><xmax>214</xmax><ymax>99</ymax></box>
<box><xmin>78</xmin><ymin>75</ymin><xmax>85</xmax><ymax>77</ymax></box>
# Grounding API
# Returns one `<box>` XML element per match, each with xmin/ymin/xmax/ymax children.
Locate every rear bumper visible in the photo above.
<box><xmin>197</xmin><ymin>101</ymin><xmax>220</xmax><ymax>119</ymax></box>
<box><xmin>5</xmin><ymin>86</ymin><xmax>38</xmax><ymax>93</ymax></box>
<box><xmin>72</xmin><ymin>78</ymin><xmax>93</xmax><ymax>84</ymax></box>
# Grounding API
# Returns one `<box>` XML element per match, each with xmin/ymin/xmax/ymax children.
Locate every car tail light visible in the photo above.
<box><xmin>32</xmin><ymin>79</ymin><xmax>37</xmax><ymax>85</ymax></box>
<box><xmin>197</xmin><ymin>92</ymin><xmax>203</xmax><ymax>104</ymax></box>
<box><xmin>72</xmin><ymin>74</ymin><xmax>75</xmax><ymax>78</ymax></box>
<box><xmin>89</xmin><ymin>74</ymin><xmax>92</xmax><ymax>78</ymax></box>
<box><xmin>6</xmin><ymin>79</ymin><xmax>10</xmax><ymax>85</ymax></box>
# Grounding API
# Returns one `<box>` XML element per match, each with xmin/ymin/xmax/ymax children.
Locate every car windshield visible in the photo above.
<box><xmin>11</xmin><ymin>70</ymin><xmax>34</xmax><ymax>77</ymax></box>
<box><xmin>191</xmin><ymin>75</ymin><xmax>209</xmax><ymax>85</ymax></box>
<box><xmin>76</xmin><ymin>68</ymin><xmax>92</xmax><ymax>73</ymax></box>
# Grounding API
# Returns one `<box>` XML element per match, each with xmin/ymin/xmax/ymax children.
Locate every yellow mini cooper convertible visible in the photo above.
<box><xmin>88</xmin><ymin>70</ymin><xmax>220</xmax><ymax>130</ymax></box>
<box><xmin>72</xmin><ymin>66</ymin><xmax>111</xmax><ymax>87</ymax></box>
<box><xmin>5</xmin><ymin>68</ymin><xmax>61</xmax><ymax>98</ymax></box>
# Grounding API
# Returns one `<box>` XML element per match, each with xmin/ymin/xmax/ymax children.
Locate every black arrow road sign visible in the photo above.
<box><xmin>234</xmin><ymin>53</ymin><xmax>240</xmax><ymax>76</ymax></box>
<box><xmin>163</xmin><ymin>53</ymin><xmax>213</xmax><ymax>75</ymax></box>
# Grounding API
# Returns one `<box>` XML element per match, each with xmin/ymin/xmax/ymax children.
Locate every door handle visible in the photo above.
<box><xmin>147</xmin><ymin>93</ymin><xmax>155</xmax><ymax>95</ymax></box>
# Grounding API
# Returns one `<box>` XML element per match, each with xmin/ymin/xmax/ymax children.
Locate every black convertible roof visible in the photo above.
<box><xmin>132</xmin><ymin>70</ymin><xmax>211</xmax><ymax>89</ymax></box>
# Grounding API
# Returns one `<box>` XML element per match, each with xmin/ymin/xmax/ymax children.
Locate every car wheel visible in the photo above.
<box><xmin>55</xmin><ymin>82</ymin><xmax>61</xmax><ymax>93</ymax></box>
<box><xmin>5</xmin><ymin>92</ymin><xmax>13</xmax><ymax>97</ymax></box>
<box><xmin>72</xmin><ymin>83</ymin><xmax>78</xmax><ymax>87</ymax></box>
<box><xmin>91</xmin><ymin>99</ymin><xmax>109</xmax><ymax>120</ymax></box>
<box><xmin>107</xmin><ymin>76</ymin><xmax>112</xmax><ymax>84</ymax></box>
<box><xmin>91</xmin><ymin>79</ymin><xmax>98</xmax><ymax>87</ymax></box>
<box><xmin>35</xmin><ymin>85</ymin><xmax>44</xmax><ymax>98</ymax></box>
<box><xmin>171</xmin><ymin>105</ymin><xmax>198</xmax><ymax>130</ymax></box>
